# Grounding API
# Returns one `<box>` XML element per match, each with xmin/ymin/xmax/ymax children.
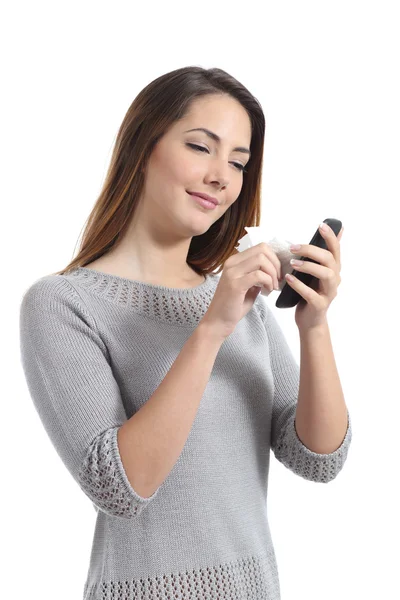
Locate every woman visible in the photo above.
<box><xmin>19</xmin><ymin>65</ymin><xmax>352</xmax><ymax>600</ymax></box>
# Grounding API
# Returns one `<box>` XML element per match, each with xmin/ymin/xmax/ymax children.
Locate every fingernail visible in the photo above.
<box><xmin>319</xmin><ymin>222</ymin><xmax>329</xmax><ymax>232</ymax></box>
<box><xmin>290</xmin><ymin>244</ymin><xmax>301</xmax><ymax>251</ymax></box>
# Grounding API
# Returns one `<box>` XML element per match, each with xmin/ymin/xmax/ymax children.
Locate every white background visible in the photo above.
<box><xmin>3</xmin><ymin>1</ymin><xmax>399</xmax><ymax>598</ymax></box>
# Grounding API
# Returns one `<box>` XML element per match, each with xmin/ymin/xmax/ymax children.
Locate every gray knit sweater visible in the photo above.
<box><xmin>19</xmin><ymin>266</ymin><xmax>352</xmax><ymax>600</ymax></box>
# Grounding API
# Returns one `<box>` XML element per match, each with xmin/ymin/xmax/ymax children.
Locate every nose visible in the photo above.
<box><xmin>205</xmin><ymin>157</ymin><xmax>231</xmax><ymax>191</ymax></box>
<box><xmin>208</xmin><ymin>170</ymin><xmax>229</xmax><ymax>191</ymax></box>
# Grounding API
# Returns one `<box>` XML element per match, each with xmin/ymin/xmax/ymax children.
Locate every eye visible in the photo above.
<box><xmin>186</xmin><ymin>143</ymin><xmax>247</xmax><ymax>173</ymax></box>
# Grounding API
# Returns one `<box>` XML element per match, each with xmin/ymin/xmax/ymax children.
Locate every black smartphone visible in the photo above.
<box><xmin>275</xmin><ymin>218</ymin><xmax>342</xmax><ymax>309</ymax></box>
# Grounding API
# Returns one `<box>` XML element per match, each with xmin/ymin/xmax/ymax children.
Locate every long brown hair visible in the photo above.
<box><xmin>52</xmin><ymin>66</ymin><xmax>266</xmax><ymax>278</ymax></box>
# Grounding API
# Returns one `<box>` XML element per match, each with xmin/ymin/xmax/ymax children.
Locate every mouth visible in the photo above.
<box><xmin>187</xmin><ymin>191</ymin><xmax>219</xmax><ymax>206</ymax></box>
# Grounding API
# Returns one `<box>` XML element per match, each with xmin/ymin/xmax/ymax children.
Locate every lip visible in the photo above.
<box><xmin>187</xmin><ymin>191</ymin><xmax>219</xmax><ymax>206</ymax></box>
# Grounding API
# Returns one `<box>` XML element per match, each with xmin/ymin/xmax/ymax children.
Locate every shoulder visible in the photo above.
<box><xmin>20</xmin><ymin>274</ymin><xmax>78</xmax><ymax>308</ymax></box>
<box><xmin>19</xmin><ymin>273</ymin><xmax>93</xmax><ymax>327</ymax></box>
<box><xmin>19</xmin><ymin>273</ymin><xmax>107</xmax><ymax>358</ymax></box>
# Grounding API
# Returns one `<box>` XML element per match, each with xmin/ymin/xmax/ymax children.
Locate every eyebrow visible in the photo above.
<box><xmin>184</xmin><ymin>128</ymin><xmax>251</xmax><ymax>157</ymax></box>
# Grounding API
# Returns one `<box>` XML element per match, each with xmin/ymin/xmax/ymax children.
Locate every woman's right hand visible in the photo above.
<box><xmin>200</xmin><ymin>242</ymin><xmax>282</xmax><ymax>340</ymax></box>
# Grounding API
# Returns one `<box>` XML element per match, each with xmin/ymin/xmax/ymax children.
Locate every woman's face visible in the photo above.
<box><xmin>139</xmin><ymin>94</ymin><xmax>252</xmax><ymax>239</ymax></box>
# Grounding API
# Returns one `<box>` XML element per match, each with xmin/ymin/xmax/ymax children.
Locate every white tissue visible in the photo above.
<box><xmin>235</xmin><ymin>226</ymin><xmax>302</xmax><ymax>296</ymax></box>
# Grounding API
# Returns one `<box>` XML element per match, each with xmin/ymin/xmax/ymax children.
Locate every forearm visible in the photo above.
<box><xmin>117</xmin><ymin>323</ymin><xmax>225</xmax><ymax>498</ymax></box>
<box><xmin>295</xmin><ymin>320</ymin><xmax>349</xmax><ymax>454</ymax></box>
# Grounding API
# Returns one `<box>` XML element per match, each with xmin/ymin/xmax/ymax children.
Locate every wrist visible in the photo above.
<box><xmin>197</xmin><ymin>320</ymin><xmax>229</xmax><ymax>344</ymax></box>
<box><xmin>298</xmin><ymin>319</ymin><xmax>329</xmax><ymax>338</ymax></box>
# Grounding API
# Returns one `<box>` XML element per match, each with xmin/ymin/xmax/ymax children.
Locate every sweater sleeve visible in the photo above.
<box><xmin>19</xmin><ymin>275</ymin><xmax>161</xmax><ymax>519</ymax></box>
<box><xmin>254</xmin><ymin>297</ymin><xmax>352</xmax><ymax>484</ymax></box>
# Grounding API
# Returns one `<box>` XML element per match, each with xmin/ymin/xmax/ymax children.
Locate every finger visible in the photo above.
<box><xmin>319</xmin><ymin>223</ymin><xmax>342</xmax><ymax>265</ymax></box>
<box><xmin>289</xmin><ymin>260</ymin><xmax>337</xmax><ymax>297</ymax></box>
<box><xmin>289</xmin><ymin>259</ymin><xmax>327</xmax><ymax>280</ymax></box>
<box><xmin>260</xmin><ymin>242</ymin><xmax>282</xmax><ymax>279</ymax></box>
<box><xmin>234</xmin><ymin>242</ymin><xmax>282</xmax><ymax>280</ymax></box>
<box><xmin>285</xmin><ymin>272</ymin><xmax>320</xmax><ymax>303</ymax></box>
<box><xmin>291</xmin><ymin>243</ymin><xmax>330</xmax><ymax>264</ymax></box>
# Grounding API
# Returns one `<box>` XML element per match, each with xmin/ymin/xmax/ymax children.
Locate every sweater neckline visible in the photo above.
<box><xmin>65</xmin><ymin>266</ymin><xmax>219</xmax><ymax>325</ymax></box>
<box><xmin>71</xmin><ymin>266</ymin><xmax>215</xmax><ymax>292</ymax></box>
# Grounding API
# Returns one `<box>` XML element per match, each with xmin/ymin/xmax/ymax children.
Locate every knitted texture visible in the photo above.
<box><xmin>19</xmin><ymin>266</ymin><xmax>352</xmax><ymax>600</ymax></box>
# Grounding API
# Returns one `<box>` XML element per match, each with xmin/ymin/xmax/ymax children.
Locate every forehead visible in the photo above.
<box><xmin>177</xmin><ymin>95</ymin><xmax>252</xmax><ymax>142</ymax></box>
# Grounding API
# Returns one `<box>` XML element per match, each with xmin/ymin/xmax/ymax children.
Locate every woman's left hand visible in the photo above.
<box><xmin>285</xmin><ymin>223</ymin><xmax>344</xmax><ymax>331</ymax></box>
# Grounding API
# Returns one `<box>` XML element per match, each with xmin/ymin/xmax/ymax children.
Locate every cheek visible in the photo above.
<box><xmin>172</xmin><ymin>153</ymin><xmax>203</xmax><ymax>183</ymax></box>
<box><xmin>157</xmin><ymin>150</ymin><xmax>194</xmax><ymax>185</ymax></box>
